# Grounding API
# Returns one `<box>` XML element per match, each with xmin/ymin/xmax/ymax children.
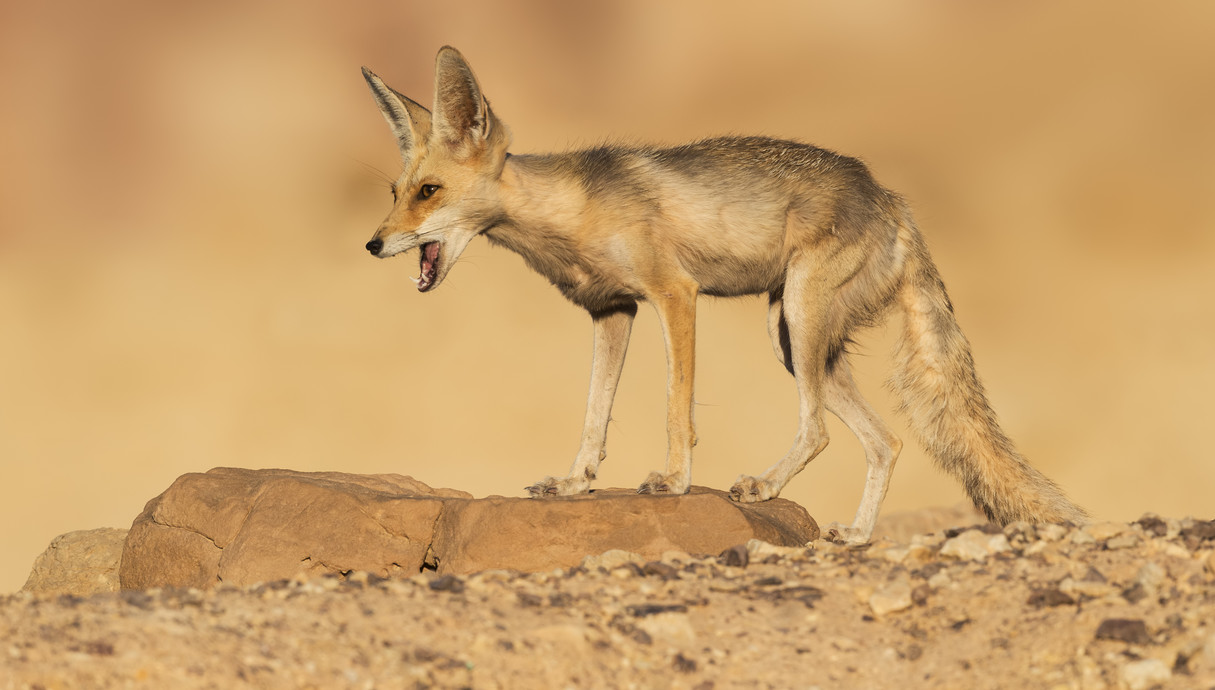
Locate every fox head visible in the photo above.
<box><xmin>362</xmin><ymin>47</ymin><xmax>511</xmax><ymax>292</ymax></box>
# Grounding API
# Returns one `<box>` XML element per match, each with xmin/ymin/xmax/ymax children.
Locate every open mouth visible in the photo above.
<box><xmin>414</xmin><ymin>241</ymin><xmax>440</xmax><ymax>292</ymax></box>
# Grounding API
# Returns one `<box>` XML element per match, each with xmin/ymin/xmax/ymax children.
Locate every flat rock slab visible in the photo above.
<box><xmin>119</xmin><ymin>468</ymin><xmax>818</xmax><ymax>589</ymax></box>
<box><xmin>431</xmin><ymin>487</ymin><xmax>818</xmax><ymax>575</ymax></box>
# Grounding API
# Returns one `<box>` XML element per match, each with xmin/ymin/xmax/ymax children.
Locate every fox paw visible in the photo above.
<box><xmin>525</xmin><ymin>475</ymin><xmax>590</xmax><ymax>498</ymax></box>
<box><xmin>636</xmin><ymin>471</ymin><xmax>690</xmax><ymax>495</ymax></box>
<box><xmin>728</xmin><ymin>476</ymin><xmax>778</xmax><ymax>503</ymax></box>
<box><xmin>821</xmin><ymin>522</ymin><xmax>872</xmax><ymax>546</ymax></box>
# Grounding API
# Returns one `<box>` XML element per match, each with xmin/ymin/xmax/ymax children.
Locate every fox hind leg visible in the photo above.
<box><xmin>820</xmin><ymin>358</ymin><xmax>902</xmax><ymax>544</ymax></box>
<box><xmin>731</xmin><ymin>265</ymin><xmax>833</xmax><ymax>503</ymax></box>
<box><xmin>754</xmin><ymin>288</ymin><xmax>902</xmax><ymax>542</ymax></box>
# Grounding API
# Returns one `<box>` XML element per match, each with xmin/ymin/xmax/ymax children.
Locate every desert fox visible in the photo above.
<box><xmin>361</xmin><ymin>47</ymin><xmax>1086</xmax><ymax>542</ymax></box>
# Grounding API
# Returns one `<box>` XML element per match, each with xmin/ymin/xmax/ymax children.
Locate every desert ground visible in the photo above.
<box><xmin>5</xmin><ymin>512</ymin><xmax>1215</xmax><ymax>689</ymax></box>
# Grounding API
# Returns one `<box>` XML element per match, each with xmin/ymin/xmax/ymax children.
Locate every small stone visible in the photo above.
<box><xmin>746</xmin><ymin>538</ymin><xmax>806</xmax><ymax>559</ymax></box>
<box><xmin>1061</xmin><ymin>577</ymin><xmax>1115</xmax><ymax>599</ymax></box>
<box><xmin>1162</xmin><ymin>543</ymin><xmax>1191</xmax><ymax>559</ymax></box>
<box><xmin>641</xmin><ymin>561</ymin><xmax>679</xmax><ymax>580</ymax></box>
<box><xmin>1003</xmin><ymin>521</ymin><xmax>1035</xmax><ymax>542</ymax></box>
<box><xmin>1134</xmin><ymin>562</ymin><xmax>1166</xmax><ymax>591</ymax></box>
<box><xmin>868</xmin><ymin>578</ymin><xmax>913</xmax><ymax>616</ymax></box>
<box><xmin>1069</xmin><ymin>530</ymin><xmax>1097</xmax><ymax>546</ymax></box>
<box><xmin>940</xmin><ymin>530</ymin><xmax>1010</xmax><ymax>561</ymax></box>
<box><xmin>581</xmin><ymin>550</ymin><xmax>644</xmax><ymax>572</ymax></box>
<box><xmin>672</xmin><ymin>653</ymin><xmax>697</xmax><ymax>673</ymax></box>
<box><xmin>428</xmin><ymin>575</ymin><xmax>464</xmax><ymax>593</ymax></box>
<box><xmin>636</xmin><ymin>612</ymin><xmax>697</xmax><ymax>648</ymax></box>
<box><xmin>1095</xmin><ymin>619</ymin><xmax>1151</xmax><ymax>645</ymax></box>
<box><xmin>1105</xmin><ymin>533</ymin><xmax>1139</xmax><ymax>550</ymax></box>
<box><xmin>1081</xmin><ymin>522</ymin><xmax>1128</xmax><ymax>542</ymax></box>
<box><xmin>927</xmin><ymin>570</ymin><xmax>951</xmax><ymax>589</ymax></box>
<box><xmin>1135</xmin><ymin>514</ymin><xmax>1168</xmax><ymax>537</ymax></box>
<box><xmin>1121</xmin><ymin>583</ymin><xmax>1148</xmax><ymax>604</ymax></box>
<box><xmin>1036</xmin><ymin>524</ymin><xmax>1068</xmax><ymax>542</ymax></box>
<box><xmin>718</xmin><ymin>544</ymin><xmax>749</xmax><ymax>568</ymax></box>
<box><xmin>1027</xmin><ymin>588</ymin><xmax>1075</xmax><ymax>608</ymax></box>
<box><xmin>1120</xmin><ymin>658</ymin><xmax>1170</xmax><ymax>690</ymax></box>
<box><xmin>1180</xmin><ymin>519</ymin><xmax>1215</xmax><ymax>549</ymax></box>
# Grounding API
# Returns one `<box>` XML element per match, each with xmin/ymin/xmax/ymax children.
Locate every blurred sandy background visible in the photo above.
<box><xmin>2</xmin><ymin>1</ymin><xmax>1212</xmax><ymax>593</ymax></box>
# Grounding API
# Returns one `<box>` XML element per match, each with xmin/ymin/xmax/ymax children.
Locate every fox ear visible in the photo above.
<box><xmin>432</xmin><ymin>46</ymin><xmax>493</xmax><ymax>150</ymax></box>
<box><xmin>362</xmin><ymin>67</ymin><xmax>432</xmax><ymax>160</ymax></box>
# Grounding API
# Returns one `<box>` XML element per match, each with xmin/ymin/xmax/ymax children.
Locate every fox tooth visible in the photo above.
<box><xmin>409</xmin><ymin>276</ymin><xmax>421</xmax><ymax>284</ymax></box>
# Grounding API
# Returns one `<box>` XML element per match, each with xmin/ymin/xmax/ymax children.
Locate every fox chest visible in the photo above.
<box><xmin>494</xmin><ymin>234</ymin><xmax>642</xmax><ymax>311</ymax></box>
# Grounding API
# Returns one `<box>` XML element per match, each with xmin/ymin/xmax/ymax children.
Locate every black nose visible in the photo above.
<box><xmin>365</xmin><ymin>238</ymin><xmax>383</xmax><ymax>255</ymax></box>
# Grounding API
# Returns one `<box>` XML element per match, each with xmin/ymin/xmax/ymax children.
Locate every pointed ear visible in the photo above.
<box><xmin>431</xmin><ymin>46</ymin><xmax>493</xmax><ymax>151</ymax></box>
<box><xmin>362</xmin><ymin>67</ymin><xmax>432</xmax><ymax>161</ymax></box>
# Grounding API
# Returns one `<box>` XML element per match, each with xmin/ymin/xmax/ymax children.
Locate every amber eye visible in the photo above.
<box><xmin>417</xmin><ymin>184</ymin><xmax>440</xmax><ymax>200</ymax></box>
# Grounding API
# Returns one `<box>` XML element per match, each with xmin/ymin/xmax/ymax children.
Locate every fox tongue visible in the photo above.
<box><xmin>417</xmin><ymin>241</ymin><xmax>440</xmax><ymax>291</ymax></box>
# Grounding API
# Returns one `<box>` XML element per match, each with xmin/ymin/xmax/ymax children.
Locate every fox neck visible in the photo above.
<box><xmin>481</xmin><ymin>154</ymin><xmax>629</xmax><ymax>310</ymax></box>
<box><xmin>488</xmin><ymin>154</ymin><xmax>587</xmax><ymax>247</ymax></box>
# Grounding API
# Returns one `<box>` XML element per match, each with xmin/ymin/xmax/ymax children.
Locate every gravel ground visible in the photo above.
<box><xmin>3</xmin><ymin>515</ymin><xmax>1214</xmax><ymax>689</ymax></box>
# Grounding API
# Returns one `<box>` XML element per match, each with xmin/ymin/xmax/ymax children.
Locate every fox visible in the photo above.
<box><xmin>360</xmin><ymin>46</ymin><xmax>1087</xmax><ymax>543</ymax></box>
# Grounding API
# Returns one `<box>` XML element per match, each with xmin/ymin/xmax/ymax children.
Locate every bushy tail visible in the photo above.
<box><xmin>890</xmin><ymin>233</ymin><xmax>1087</xmax><ymax>526</ymax></box>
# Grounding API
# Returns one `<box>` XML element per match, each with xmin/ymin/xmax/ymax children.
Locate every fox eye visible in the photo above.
<box><xmin>417</xmin><ymin>184</ymin><xmax>440</xmax><ymax>200</ymax></box>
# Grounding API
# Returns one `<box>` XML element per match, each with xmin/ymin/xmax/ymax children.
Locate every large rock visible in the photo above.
<box><xmin>23</xmin><ymin>527</ymin><xmax>129</xmax><ymax>596</ymax></box>
<box><xmin>119</xmin><ymin>468</ymin><xmax>817</xmax><ymax>589</ymax></box>
<box><xmin>120</xmin><ymin>468</ymin><xmax>469</xmax><ymax>590</ymax></box>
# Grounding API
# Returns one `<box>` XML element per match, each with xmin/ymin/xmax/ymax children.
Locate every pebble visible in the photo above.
<box><xmin>1095</xmin><ymin>619</ymin><xmax>1151</xmax><ymax>645</ymax></box>
<box><xmin>1134</xmin><ymin>562</ymin><xmax>1166</xmax><ymax>592</ymax></box>
<box><xmin>1082</xmin><ymin>522</ymin><xmax>1128</xmax><ymax>542</ymax></box>
<box><xmin>927</xmin><ymin>570</ymin><xmax>951</xmax><ymax>589</ymax></box>
<box><xmin>636</xmin><ymin>612</ymin><xmax>697</xmax><ymax>648</ymax></box>
<box><xmin>868</xmin><ymin>578</ymin><xmax>913</xmax><ymax>616</ymax></box>
<box><xmin>581</xmin><ymin>550</ymin><xmax>643</xmax><ymax>571</ymax></box>
<box><xmin>745</xmin><ymin>539</ymin><xmax>806</xmax><ymax>561</ymax></box>
<box><xmin>1120</xmin><ymin>658</ymin><xmax>1171</xmax><ymax>690</ymax></box>
<box><xmin>940</xmin><ymin>530</ymin><xmax>1010</xmax><ymax>561</ymax></box>
<box><xmin>1059</xmin><ymin>577</ymin><xmax>1115</xmax><ymax>599</ymax></box>
<box><xmin>1036</xmin><ymin>524</ymin><xmax>1068</xmax><ymax>542</ymax></box>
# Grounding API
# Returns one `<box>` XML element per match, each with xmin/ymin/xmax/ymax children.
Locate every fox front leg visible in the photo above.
<box><xmin>527</xmin><ymin>303</ymin><xmax>636</xmax><ymax>497</ymax></box>
<box><xmin>637</xmin><ymin>285</ymin><xmax>697</xmax><ymax>495</ymax></box>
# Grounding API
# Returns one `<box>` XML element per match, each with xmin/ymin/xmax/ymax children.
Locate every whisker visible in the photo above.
<box><xmin>352</xmin><ymin>158</ymin><xmax>399</xmax><ymax>189</ymax></box>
